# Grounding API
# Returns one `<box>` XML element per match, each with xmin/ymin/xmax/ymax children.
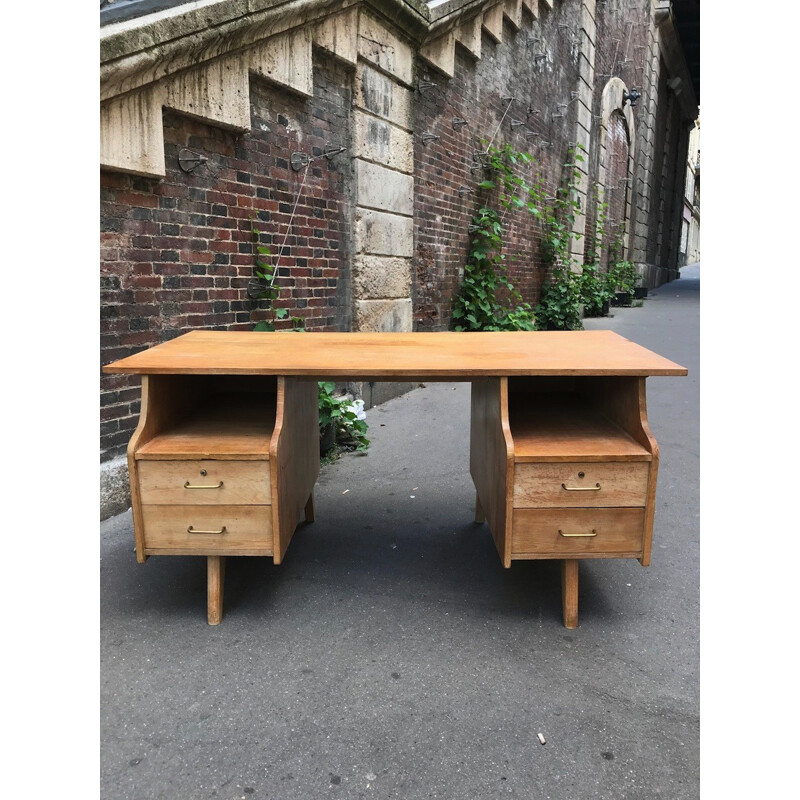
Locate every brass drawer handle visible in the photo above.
<box><xmin>561</xmin><ymin>482</ymin><xmax>601</xmax><ymax>491</ymax></box>
<box><xmin>188</xmin><ymin>525</ymin><xmax>227</xmax><ymax>535</ymax></box>
<box><xmin>558</xmin><ymin>529</ymin><xmax>598</xmax><ymax>538</ymax></box>
<box><xmin>184</xmin><ymin>481</ymin><xmax>224</xmax><ymax>489</ymax></box>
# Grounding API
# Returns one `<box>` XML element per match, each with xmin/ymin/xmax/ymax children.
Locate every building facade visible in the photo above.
<box><xmin>681</xmin><ymin>115</ymin><xmax>700</xmax><ymax>265</ymax></box>
<box><xmin>100</xmin><ymin>0</ymin><xmax>699</xmax><ymax>516</ymax></box>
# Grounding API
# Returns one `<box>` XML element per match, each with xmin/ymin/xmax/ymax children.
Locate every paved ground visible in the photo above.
<box><xmin>101</xmin><ymin>266</ymin><xmax>699</xmax><ymax>800</ymax></box>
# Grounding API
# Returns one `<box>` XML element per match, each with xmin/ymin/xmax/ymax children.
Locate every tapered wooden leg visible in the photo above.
<box><xmin>207</xmin><ymin>556</ymin><xmax>226</xmax><ymax>626</ymax></box>
<box><xmin>304</xmin><ymin>492</ymin><xmax>315</xmax><ymax>523</ymax></box>
<box><xmin>475</xmin><ymin>492</ymin><xmax>485</xmax><ymax>523</ymax></box>
<box><xmin>561</xmin><ymin>559</ymin><xmax>579</xmax><ymax>629</ymax></box>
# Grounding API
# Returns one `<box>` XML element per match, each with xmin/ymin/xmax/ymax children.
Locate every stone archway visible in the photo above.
<box><xmin>597</xmin><ymin>78</ymin><xmax>636</xmax><ymax>264</ymax></box>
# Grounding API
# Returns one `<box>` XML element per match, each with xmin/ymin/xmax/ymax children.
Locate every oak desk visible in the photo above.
<box><xmin>104</xmin><ymin>330</ymin><xmax>687</xmax><ymax>627</ymax></box>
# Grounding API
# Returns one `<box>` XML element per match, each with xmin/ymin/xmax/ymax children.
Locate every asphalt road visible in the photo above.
<box><xmin>101</xmin><ymin>266</ymin><xmax>699</xmax><ymax>799</ymax></box>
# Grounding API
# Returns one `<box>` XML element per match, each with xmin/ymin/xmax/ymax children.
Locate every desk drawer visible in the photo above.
<box><xmin>141</xmin><ymin>505</ymin><xmax>273</xmax><ymax>554</ymax></box>
<box><xmin>138</xmin><ymin>460</ymin><xmax>271</xmax><ymax>505</ymax></box>
<box><xmin>511</xmin><ymin>508</ymin><xmax>645</xmax><ymax>557</ymax></box>
<box><xmin>513</xmin><ymin>462</ymin><xmax>648</xmax><ymax>508</ymax></box>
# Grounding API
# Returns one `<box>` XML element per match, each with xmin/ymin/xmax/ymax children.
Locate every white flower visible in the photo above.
<box><xmin>346</xmin><ymin>399</ymin><xmax>366</xmax><ymax>420</ymax></box>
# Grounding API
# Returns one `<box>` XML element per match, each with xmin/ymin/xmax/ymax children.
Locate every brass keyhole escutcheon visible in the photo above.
<box><xmin>578</xmin><ymin>471</ymin><xmax>585</xmax><ymax>478</ymax></box>
<box><xmin>200</xmin><ymin>470</ymin><xmax>207</xmax><ymax>476</ymax></box>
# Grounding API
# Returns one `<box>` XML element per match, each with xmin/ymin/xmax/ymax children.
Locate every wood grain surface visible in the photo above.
<box><xmin>511</xmin><ymin>507</ymin><xmax>646</xmax><ymax>557</ymax></box>
<box><xmin>470</xmin><ymin>378</ymin><xmax>515</xmax><ymax>567</ymax></box>
<box><xmin>513</xmin><ymin>462</ymin><xmax>649</xmax><ymax>508</ymax></box>
<box><xmin>138</xmin><ymin>460</ymin><xmax>271</xmax><ymax>505</ymax></box>
<box><xmin>141</xmin><ymin>504</ymin><xmax>273</xmax><ymax>554</ymax></box>
<box><xmin>509</xmin><ymin>392</ymin><xmax>652</xmax><ymax>462</ymax></box>
<box><xmin>103</xmin><ymin>330</ymin><xmax>688</xmax><ymax>377</ymax></box>
<box><xmin>135</xmin><ymin>392</ymin><xmax>275</xmax><ymax>460</ymax></box>
<box><xmin>270</xmin><ymin>377</ymin><xmax>320</xmax><ymax>564</ymax></box>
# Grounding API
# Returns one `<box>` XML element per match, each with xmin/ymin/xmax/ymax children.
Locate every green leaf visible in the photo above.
<box><xmin>275</xmin><ymin>308</ymin><xmax>289</xmax><ymax>319</ymax></box>
<box><xmin>253</xmin><ymin>321</ymin><xmax>274</xmax><ymax>332</ymax></box>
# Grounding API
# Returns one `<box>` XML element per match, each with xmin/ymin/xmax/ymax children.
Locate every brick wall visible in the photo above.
<box><xmin>412</xmin><ymin>1</ymin><xmax>654</xmax><ymax>331</ymax></box>
<box><xmin>100</xmin><ymin>0</ymin><xmax>694</xmax><ymax>471</ymax></box>
<box><xmin>413</xmin><ymin>5</ymin><xmax>583</xmax><ymax>330</ymax></box>
<box><xmin>100</xmin><ymin>55</ymin><xmax>354</xmax><ymax>463</ymax></box>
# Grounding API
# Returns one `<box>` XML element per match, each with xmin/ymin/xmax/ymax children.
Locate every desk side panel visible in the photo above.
<box><xmin>470</xmin><ymin>378</ymin><xmax>514</xmax><ymax>568</ymax></box>
<box><xmin>127</xmin><ymin>375</ymin><xmax>210</xmax><ymax>562</ymax></box>
<box><xmin>578</xmin><ymin>377</ymin><xmax>659</xmax><ymax>565</ymax></box>
<box><xmin>270</xmin><ymin>377</ymin><xmax>320</xmax><ymax>564</ymax></box>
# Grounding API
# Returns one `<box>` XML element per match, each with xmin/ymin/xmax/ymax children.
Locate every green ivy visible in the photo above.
<box><xmin>535</xmin><ymin>146</ymin><xmax>586</xmax><ymax>330</ymax></box>
<box><xmin>579</xmin><ymin>196</ymin><xmax>615</xmax><ymax>316</ymax></box>
<box><xmin>451</xmin><ymin>143</ymin><xmax>541</xmax><ymax>331</ymax></box>
<box><xmin>608</xmin><ymin>259</ymin><xmax>640</xmax><ymax>295</ymax></box>
<box><xmin>318</xmin><ymin>381</ymin><xmax>369</xmax><ymax>452</ymax></box>
<box><xmin>249</xmin><ymin>223</ymin><xmax>306</xmax><ymax>332</ymax></box>
<box><xmin>452</xmin><ymin>207</ymin><xmax>536</xmax><ymax>331</ymax></box>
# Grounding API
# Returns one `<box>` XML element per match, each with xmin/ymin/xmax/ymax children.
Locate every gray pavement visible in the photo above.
<box><xmin>101</xmin><ymin>268</ymin><xmax>699</xmax><ymax>799</ymax></box>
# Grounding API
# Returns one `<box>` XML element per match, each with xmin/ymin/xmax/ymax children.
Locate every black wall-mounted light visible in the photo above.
<box><xmin>622</xmin><ymin>88</ymin><xmax>642</xmax><ymax>107</ymax></box>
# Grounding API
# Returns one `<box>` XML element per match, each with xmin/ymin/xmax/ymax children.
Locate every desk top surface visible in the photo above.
<box><xmin>103</xmin><ymin>330</ymin><xmax>687</xmax><ymax>378</ymax></box>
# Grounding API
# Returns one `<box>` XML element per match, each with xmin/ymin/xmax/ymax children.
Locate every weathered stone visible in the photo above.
<box><xmin>354</xmin><ymin>298</ymin><xmax>413</xmax><ymax>332</ymax></box>
<box><xmin>353</xmin><ymin>255</ymin><xmax>412</xmax><ymax>298</ymax></box>
<box><xmin>576</xmin><ymin>100</ymin><xmax>593</xmax><ymax>133</ymax></box>
<box><xmin>357</xmin><ymin>11</ymin><xmax>415</xmax><ymax>85</ymax></box>
<box><xmin>482</xmin><ymin>4</ymin><xmax>504</xmax><ymax>43</ymax></box>
<box><xmin>582</xmin><ymin>4</ymin><xmax>597</xmax><ymax>44</ymax></box>
<box><xmin>250</xmin><ymin>28</ymin><xmax>313</xmax><ymax>97</ymax></box>
<box><xmin>100</xmin><ymin>86</ymin><xmax>165</xmax><ymax>177</ymax></box>
<box><xmin>355</xmin><ymin>209</ymin><xmax>414</xmax><ymax>257</ymax></box>
<box><xmin>313</xmin><ymin>7</ymin><xmax>359</xmax><ymax>66</ymax></box>
<box><xmin>503</xmin><ymin>0</ymin><xmax>522</xmax><ymax>31</ymax></box>
<box><xmin>354</xmin><ymin>64</ymin><xmax>413</xmax><ymax>130</ymax></box>
<box><xmin>522</xmin><ymin>0</ymin><xmax>539</xmax><ymax>18</ymax></box>
<box><xmin>419</xmin><ymin>32</ymin><xmax>456</xmax><ymax>78</ymax></box>
<box><xmin>354</xmin><ymin>111</ymin><xmax>413</xmax><ymax>173</ymax></box>
<box><xmin>100</xmin><ymin>455</ymin><xmax>130</xmax><ymax>520</ymax></box>
<box><xmin>455</xmin><ymin>14</ymin><xmax>482</xmax><ymax>61</ymax></box>
<box><xmin>163</xmin><ymin>53</ymin><xmax>250</xmax><ymax>130</ymax></box>
<box><xmin>356</xmin><ymin>160</ymin><xmax>414</xmax><ymax>216</ymax></box>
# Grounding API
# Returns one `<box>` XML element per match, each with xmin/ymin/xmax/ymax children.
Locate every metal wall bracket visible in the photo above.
<box><xmin>323</xmin><ymin>143</ymin><xmax>346</xmax><ymax>160</ymax></box>
<box><xmin>178</xmin><ymin>149</ymin><xmax>208</xmax><ymax>173</ymax></box>
<box><xmin>452</xmin><ymin>118</ymin><xmax>468</xmax><ymax>129</ymax></box>
<box><xmin>290</xmin><ymin>152</ymin><xmax>311</xmax><ymax>171</ymax></box>
<box><xmin>421</xmin><ymin>133</ymin><xmax>440</xmax><ymax>146</ymax></box>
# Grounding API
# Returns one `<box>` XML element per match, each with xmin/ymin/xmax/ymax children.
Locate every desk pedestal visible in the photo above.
<box><xmin>470</xmin><ymin>375</ymin><xmax>659</xmax><ymax>627</ymax></box>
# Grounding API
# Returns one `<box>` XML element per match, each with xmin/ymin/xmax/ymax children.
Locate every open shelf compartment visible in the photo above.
<box><xmin>508</xmin><ymin>377</ymin><xmax>652</xmax><ymax>463</ymax></box>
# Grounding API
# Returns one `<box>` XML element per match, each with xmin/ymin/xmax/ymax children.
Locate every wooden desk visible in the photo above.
<box><xmin>104</xmin><ymin>330</ymin><xmax>686</xmax><ymax>627</ymax></box>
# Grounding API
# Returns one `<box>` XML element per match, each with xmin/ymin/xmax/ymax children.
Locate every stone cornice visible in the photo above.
<box><xmin>101</xmin><ymin>0</ymin><xmax>429</xmax><ymax>102</ymax></box>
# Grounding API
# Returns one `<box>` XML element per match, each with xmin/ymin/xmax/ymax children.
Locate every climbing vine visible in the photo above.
<box><xmin>249</xmin><ymin>223</ymin><xmax>305</xmax><ymax>332</ymax></box>
<box><xmin>451</xmin><ymin>142</ymin><xmax>541</xmax><ymax>331</ymax></box>
<box><xmin>579</xmin><ymin>193</ymin><xmax>615</xmax><ymax>316</ymax></box>
<box><xmin>535</xmin><ymin>145</ymin><xmax>586</xmax><ymax>330</ymax></box>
